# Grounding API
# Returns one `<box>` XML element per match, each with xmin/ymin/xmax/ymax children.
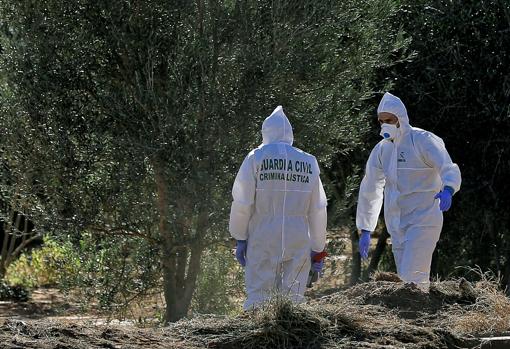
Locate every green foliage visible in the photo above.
<box><xmin>192</xmin><ymin>245</ymin><xmax>245</xmax><ymax>315</ymax></box>
<box><xmin>0</xmin><ymin>0</ymin><xmax>410</xmax><ymax>319</ymax></box>
<box><xmin>5</xmin><ymin>236</ymin><xmax>80</xmax><ymax>288</ymax></box>
<box><xmin>61</xmin><ymin>232</ymin><xmax>161</xmax><ymax>312</ymax></box>
<box><xmin>0</xmin><ymin>0</ymin><xmax>410</xmax><ymax>234</ymax></box>
<box><xmin>5</xmin><ymin>231</ymin><xmax>165</xmax><ymax>317</ymax></box>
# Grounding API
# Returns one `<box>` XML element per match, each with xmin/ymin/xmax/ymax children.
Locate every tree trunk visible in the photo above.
<box><xmin>350</xmin><ymin>229</ymin><xmax>361</xmax><ymax>285</ymax></box>
<box><xmin>153</xmin><ymin>158</ymin><xmax>180</xmax><ymax>322</ymax></box>
<box><xmin>0</xmin><ymin>224</ymin><xmax>9</xmax><ymax>278</ymax></box>
<box><xmin>430</xmin><ymin>248</ymin><xmax>439</xmax><ymax>277</ymax></box>
<box><xmin>181</xmin><ymin>242</ymin><xmax>204</xmax><ymax>314</ymax></box>
<box><xmin>0</xmin><ymin>257</ymin><xmax>6</xmax><ymax>278</ymax></box>
<box><xmin>501</xmin><ymin>241</ymin><xmax>510</xmax><ymax>296</ymax></box>
<box><xmin>0</xmin><ymin>216</ymin><xmax>13</xmax><ymax>278</ymax></box>
<box><xmin>503</xmin><ymin>256</ymin><xmax>510</xmax><ymax>296</ymax></box>
<box><xmin>153</xmin><ymin>158</ymin><xmax>205</xmax><ymax>323</ymax></box>
<box><xmin>0</xmin><ymin>217</ymin><xmax>40</xmax><ymax>279</ymax></box>
<box><xmin>366</xmin><ymin>229</ymin><xmax>390</xmax><ymax>278</ymax></box>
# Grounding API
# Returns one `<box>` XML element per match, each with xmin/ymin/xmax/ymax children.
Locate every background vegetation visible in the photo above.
<box><xmin>0</xmin><ymin>0</ymin><xmax>508</xmax><ymax>322</ymax></box>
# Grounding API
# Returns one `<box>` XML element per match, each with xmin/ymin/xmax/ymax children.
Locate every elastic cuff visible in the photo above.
<box><xmin>444</xmin><ymin>186</ymin><xmax>455</xmax><ymax>195</ymax></box>
<box><xmin>361</xmin><ymin>229</ymin><xmax>371</xmax><ymax>235</ymax></box>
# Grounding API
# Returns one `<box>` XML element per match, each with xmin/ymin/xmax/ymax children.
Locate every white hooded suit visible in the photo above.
<box><xmin>356</xmin><ymin>93</ymin><xmax>461</xmax><ymax>290</ymax></box>
<box><xmin>229</xmin><ymin>106</ymin><xmax>327</xmax><ymax>309</ymax></box>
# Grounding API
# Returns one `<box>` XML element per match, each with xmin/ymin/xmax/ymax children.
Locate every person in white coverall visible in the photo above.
<box><xmin>229</xmin><ymin>106</ymin><xmax>327</xmax><ymax>310</ymax></box>
<box><xmin>356</xmin><ymin>92</ymin><xmax>461</xmax><ymax>291</ymax></box>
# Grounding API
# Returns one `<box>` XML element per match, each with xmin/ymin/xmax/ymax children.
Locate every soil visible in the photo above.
<box><xmin>0</xmin><ymin>289</ymin><xmax>79</xmax><ymax>320</ymax></box>
<box><xmin>0</xmin><ymin>319</ymin><xmax>195</xmax><ymax>349</ymax></box>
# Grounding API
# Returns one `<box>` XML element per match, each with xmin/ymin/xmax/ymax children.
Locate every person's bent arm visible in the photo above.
<box><xmin>418</xmin><ymin>133</ymin><xmax>461</xmax><ymax>194</ymax></box>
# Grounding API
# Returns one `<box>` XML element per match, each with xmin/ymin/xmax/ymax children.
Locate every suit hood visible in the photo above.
<box><xmin>377</xmin><ymin>92</ymin><xmax>412</xmax><ymax>135</ymax></box>
<box><xmin>262</xmin><ymin>106</ymin><xmax>294</xmax><ymax>145</ymax></box>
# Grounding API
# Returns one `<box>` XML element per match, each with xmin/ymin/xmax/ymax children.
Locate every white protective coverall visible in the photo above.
<box><xmin>356</xmin><ymin>92</ymin><xmax>461</xmax><ymax>290</ymax></box>
<box><xmin>229</xmin><ymin>106</ymin><xmax>327</xmax><ymax>310</ymax></box>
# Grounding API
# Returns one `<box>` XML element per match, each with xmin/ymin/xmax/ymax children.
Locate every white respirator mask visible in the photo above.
<box><xmin>380</xmin><ymin>123</ymin><xmax>399</xmax><ymax>140</ymax></box>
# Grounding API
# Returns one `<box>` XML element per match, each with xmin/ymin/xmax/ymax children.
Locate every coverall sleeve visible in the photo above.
<box><xmin>356</xmin><ymin>146</ymin><xmax>386</xmax><ymax>232</ymax></box>
<box><xmin>418</xmin><ymin>133</ymin><xmax>462</xmax><ymax>193</ymax></box>
<box><xmin>308</xmin><ymin>175</ymin><xmax>327</xmax><ymax>253</ymax></box>
<box><xmin>229</xmin><ymin>153</ymin><xmax>256</xmax><ymax>240</ymax></box>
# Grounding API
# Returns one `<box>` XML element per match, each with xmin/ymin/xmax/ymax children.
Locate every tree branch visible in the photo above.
<box><xmin>88</xmin><ymin>225</ymin><xmax>160</xmax><ymax>244</ymax></box>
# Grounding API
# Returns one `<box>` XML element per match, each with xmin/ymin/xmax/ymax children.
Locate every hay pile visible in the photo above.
<box><xmin>1</xmin><ymin>276</ymin><xmax>509</xmax><ymax>348</ymax></box>
<box><xmin>169</xmin><ymin>275</ymin><xmax>510</xmax><ymax>348</ymax></box>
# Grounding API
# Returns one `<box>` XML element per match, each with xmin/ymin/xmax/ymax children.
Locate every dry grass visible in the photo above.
<box><xmin>371</xmin><ymin>271</ymin><xmax>402</xmax><ymax>283</ymax></box>
<box><xmin>168</xmin><ymin>277</ymin><xmax>505</xmax><ymax>348</ymax></box>
<box><xmin>1</xmin><ymin>276</ymin><xmax>509</xmax><ymax>348</ymax></box>
<box><xmin>170</xmin><ymin>296</ymin><xmax>367</xmax><ymax>349</ymax></box>
<box><xmin>446</xmin><ymin>280</ymin><xmax>510</xmax><ymax>335</ymax></box>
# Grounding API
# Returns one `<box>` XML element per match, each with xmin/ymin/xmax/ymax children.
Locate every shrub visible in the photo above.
<box><xmin>5</xmin><ymin>236</ymin><xmax>80</xmax><ymax>288</ymax></box>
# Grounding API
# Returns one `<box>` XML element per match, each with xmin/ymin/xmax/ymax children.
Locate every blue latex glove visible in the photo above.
<box><xmin>434</xmin><ymin>186</ymin><xmax>454</xmax><ymax>212</ymax></box>
<box><xmin>235</xmin><ymin>240</ymin><xmax>247</xmax><ymax>267</ymax></box>
<box><xmin>359</xmin><ymin>230</ymin><xmax>371</xmax><ymax>260</ymax></box>
<box><xmin>310</xmin><ymin>251</ymin><xmax>324</xmax><ymax>273</ymax></box>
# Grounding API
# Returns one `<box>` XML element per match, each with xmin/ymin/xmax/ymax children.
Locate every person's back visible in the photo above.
<box><xmin>230</xmin><ymin>106</ymin><xmax>327</xmax><ymax>309</ymax></box>
<box><xmin>251</xmin><ymin>143</ymin><xmax>321</xmax><ymax>252</ymax></box>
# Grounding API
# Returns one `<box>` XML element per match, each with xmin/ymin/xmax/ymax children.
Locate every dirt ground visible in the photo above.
<box><xmin>0</xmin><ymin>289</ymin><xmax>80</xmax><ymax>320</ymax></box>
<box><xmin>1</xmin><ymin>277</ymin><xmax>509</xmax><ymax>349</ymax></box>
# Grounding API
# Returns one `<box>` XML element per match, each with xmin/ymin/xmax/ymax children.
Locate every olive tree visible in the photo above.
<box><xmin>0</xmin><ymin>0</ymin><xmax>407</xmax><ymax>320</ymax></box>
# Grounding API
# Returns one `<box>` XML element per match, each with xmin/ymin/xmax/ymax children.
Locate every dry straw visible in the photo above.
<box><xmin>169</xmin><ymin>272</ymin><xmax>510</xmax><ymax>348</ymax></box>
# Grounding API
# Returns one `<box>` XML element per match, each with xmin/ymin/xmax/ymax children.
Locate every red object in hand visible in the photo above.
<box><xmin>312</xmin><ymin>251</ymin><xmax>328</xmax><ymax>262</ymax></box>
